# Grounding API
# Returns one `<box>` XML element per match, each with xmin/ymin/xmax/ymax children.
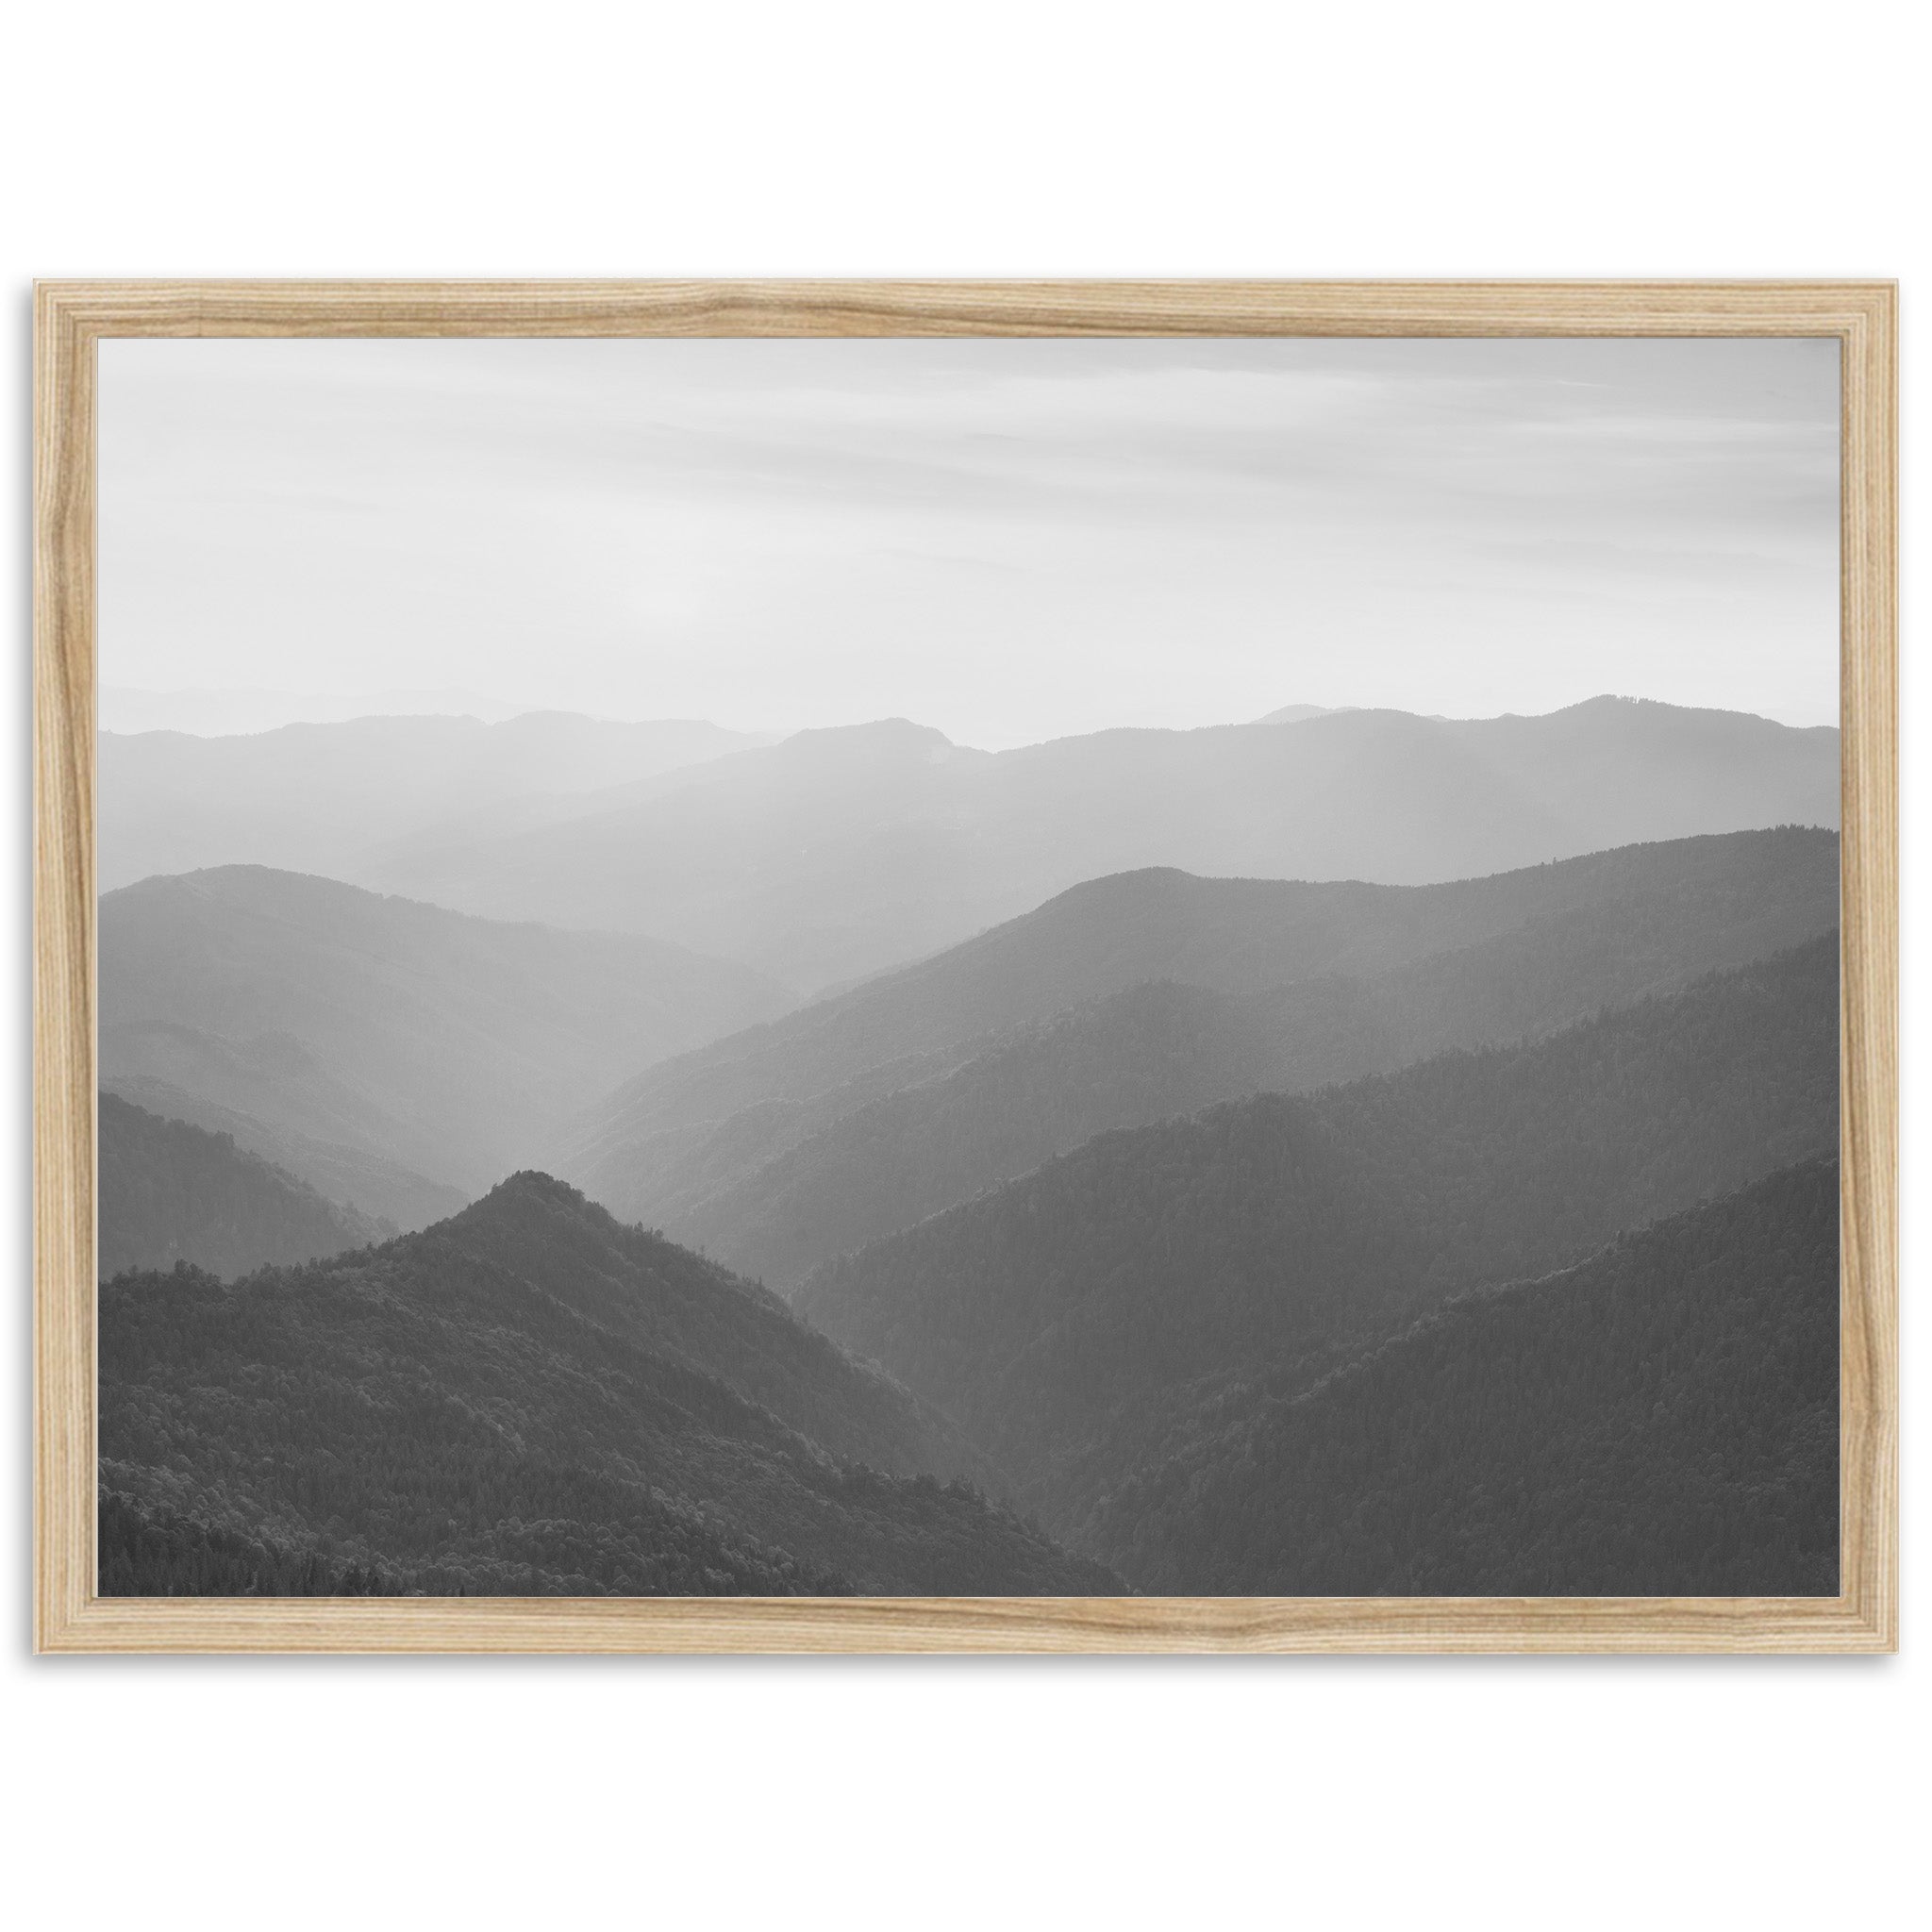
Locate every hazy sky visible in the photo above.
<box><xmin>100</xmin><ymin>335</ymin><xmax>1840</xmax><ymax>747</ymax></box>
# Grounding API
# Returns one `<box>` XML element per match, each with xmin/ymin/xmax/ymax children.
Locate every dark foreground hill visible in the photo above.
<box><xmin>369</xmin><ymin>696</ymin><xmax>1839</xmax><ymax>988</ymax></box>
<box><xmin>1096</xmin><ymin>1160</ymin><xmax>1840</xmax><ymax>1596</ymax></box>
<box><xmin>563</xmin><ymin>828</ymin><xmax>1839</xmax><ymax>1286</ymax></box>
<box><xmin>101</xmin><ymin>866</ymin><xmax>791</xmax><ymax>1210</ymax></box>
<box><xmin>100</xmin><ymin>1091</ymin><xmax>392</xmax><ymax>1280</ymax></box>
<box><xmin>98</xmin><ymin>1173</ymin><xmax>1116</xmax><ymax>1597</ymax></box>
<box><xmin>795</xmin><ymin>934</ymin><xmax>1840</xmax><ymax>1537</ymax></box>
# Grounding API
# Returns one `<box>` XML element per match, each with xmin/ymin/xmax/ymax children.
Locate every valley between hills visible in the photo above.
<box><xmin>96</xmin><ymin>698</ymin><xmax>1842</xmax><ymax>1597</ymax></box>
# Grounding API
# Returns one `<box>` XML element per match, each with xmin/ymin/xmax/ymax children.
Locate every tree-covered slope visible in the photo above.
<box><xmin>101</xmin><ymin>865</ymin><xmax>792</xmax><ymax>1199</ymax></box>
<box><xmin>99</xmin><ymin>1074</ymin><xmax>466</xmax><ymax>1233</ymax></box>
<box><xmin>98</xmin><ymin>1173</ymin><xmax>1114</xmax><ymax>1597</ymax></box>
<box><xmin>674</xmin><ymin>981</ymin><xmax>1266</xmax><ymax>1289</ymax></box>
<box><xmin>566</xmin><ymin>827</ymin><xmax>1838</xmax><ymax>1285</ymax></box>
<box><xmin>100</xmin><ymin>1090</ymin><xmax>392</xmax><ymax>1279</ymax></box>
<box><xmin>794</xmin><ymin>934</ymin><xmax>1840</xmax><ymax>1533</ymax></box>
<box><xmin>1095</xmin><ymin>1160</ymin><xmax>1840</xmax><ymax>1597</ymax></box>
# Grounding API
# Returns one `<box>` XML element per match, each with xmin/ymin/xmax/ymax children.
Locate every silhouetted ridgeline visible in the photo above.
<box><xmin>350</xmin><ymin>697</ymin><xmax>1838</xmax><ymax>987</ymax></box>
<box><xmin>1096</xmin><ymin>1159</ymin><xmax>1840</xmax><ymax>1596</ymax></box>
<box><xmin>99</xmin><ymin>1091</ymin><xmax>391</xmax><ymax>1279</ymax></box>
<box><xmin>562</xmin><ymin>827</ymin><xmax>1838</xmax><ymax>1287</ymax></box>
<box><xmin>795</xmin><ymin>933</ymin><xmax>1840</xmax><ymax>1538</ymax></box>
<box><xmin>92</xmin><ymin>694</ymin><xmax>1846</xmax><ymax>1604</ymax></box>
<box><xmin>98</xmin><ymin>1173</ymin><xmax>1116</xmax><ymax>1597</ymax></box>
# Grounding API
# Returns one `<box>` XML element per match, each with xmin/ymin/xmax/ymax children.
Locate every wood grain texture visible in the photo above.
<box><xmin>18</xmin><ymin>278</ymin><xmax>1904</xmax><ymax>340</ymax></box>
<box><xmin>32</xmin><ymin>281</ymin><xmax>1899</xmax><ymax>1655</ymax></box>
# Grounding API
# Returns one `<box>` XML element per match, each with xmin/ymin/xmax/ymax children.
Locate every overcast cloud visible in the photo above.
<box><xmin>99</xmin><ymin>336</ymin><xmax>1840</xmax><ymax>746</ymax></box>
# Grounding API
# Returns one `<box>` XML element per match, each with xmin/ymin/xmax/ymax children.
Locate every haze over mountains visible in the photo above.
<box><xmin>101</xmin><ymin>684</ymin><xmax>538</xmax><ymax>736</ymax></box>
<box><xmin>98</xmin><ymin>710</ymin><xmax>775</xmax><ymax>894</ymax></box>
<box><xmin>559</xmin><ymin>826</ymin><xmax>1840</xmax><ymax>1286</ymax></box>
<box><xmin>796</xmin><ymin>934</ymin><xmax>1839</xmax><ymax>1549</ymax></box>
<box><xmin>369</xmin><ymin>697</ymin><xmax>1839</xmax><ymax>990</ymax></box>
<box><xmin>104</xmin><ymin>696</ymin><xmax>1839</xmax><ymax>992</ymax></box>
<box><xmin>100</xmin><ymin>866</ymin><xmax>788</xmax><ymax>1218</ymax></box>
<box><xmin>100</xmin><ymin>1090</ymin><xmax>392</xmax><ymax>1280</ymax></box>
<box><xmin>95</xmin><ymin>691</ymin><xmax>1843</xmax><ymax>1598</ymax></box>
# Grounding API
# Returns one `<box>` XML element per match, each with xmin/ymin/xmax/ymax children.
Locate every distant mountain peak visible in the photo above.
<box><xmin>775</xmin><ymin>718</ymin><xmax>959</xmax><ymax>761</ymax></box>
<box><xmin>1254</xmin><ymin>703</ymin><xmax>1357</xmax><ymax>726</ymax></box>
<box><xmin>1038</xmin><ymin>865</ymin><xmax>1198</xmax><ymax>907</ymax></box>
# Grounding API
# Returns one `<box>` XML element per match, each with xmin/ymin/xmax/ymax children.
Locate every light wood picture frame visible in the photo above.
<box><xmin>34</xmin><ymin>279</ymin><xmax>1898</xmax><ymax>1654</ymax></box>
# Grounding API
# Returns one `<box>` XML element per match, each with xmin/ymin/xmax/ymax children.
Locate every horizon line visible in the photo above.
<box><xmin>99</xmin><ymin>688</ymin><xmax>1842</xmax><ymax>751</ymax></box>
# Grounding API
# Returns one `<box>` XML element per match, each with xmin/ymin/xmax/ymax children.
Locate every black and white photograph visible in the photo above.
<box><xmin>92</xmin><ymin>333</ymin><xmax>1844</xmax><ymax>1601</ymax></box>
<box><xmin>15</xmin><ymin>0</ymin><xmax>1926</xmax><ymax>1921</ymax></box>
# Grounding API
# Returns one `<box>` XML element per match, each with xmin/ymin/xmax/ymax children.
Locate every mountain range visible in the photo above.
<box><xmin>100</xmin><ymin>866</ymin><xmax>790</xmax><ymax>1216</ymax></box>
<box><xmin>101</xmin><ymin>685</ymin><xmax>538</xmax><ymax>736</ymax></box>
<box><xmin>99</xmin><ymin>1173</ymin><xmax>1116</xmax><ymax>1597</ymax></box>
<box><xmin>100</xmin><ymin>1090</ymin><xmax>392</xmax><ymax>1279</ymax></box>
<box><xmin>92</xmin><ymin>693</ymin><xmax>1844</xmax><ymax>1600</ymax></box>
<box><xmin>1096</xmin><ymin>1158</ymin><xmax>1840</xmax><ymax>1595</ymax></box>
<box><xmin>98</xmin><ymin>710</ymin><xmax>774</xmax><ymax>895</ymax></box>
<box><xmin>795</xmin><ymin>932</ymin><xmax>1840</xmax><ymax>1549</ymax></box>
<box><xmin>106</xmin><ymin>697</ymin><xmax>1839</xmax><ymax>992</ymax></box>
<box><xmin>365</xmin><ymin>696</ymin><xmax>1838</xmax><ymax>988</ymax></box>
<box><xmin>559</xmin><ymin>826</ymin><xmax>1840</xmax><ymax>1286</ymax></box>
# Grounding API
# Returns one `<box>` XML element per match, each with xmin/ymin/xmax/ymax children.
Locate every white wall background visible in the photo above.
<box><xmin>2</xmin><ymin>6</ymin><xmax>1921</xmax><ymax>1926</ymax></box>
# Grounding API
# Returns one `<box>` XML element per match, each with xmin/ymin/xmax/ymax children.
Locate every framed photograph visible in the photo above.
<box><xmin>33</xmin><ymin>280</ymin><xmax>1896</xmax><ymax>1654</ymax></box>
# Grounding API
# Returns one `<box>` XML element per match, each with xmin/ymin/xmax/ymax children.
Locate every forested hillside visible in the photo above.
<box><xmin>564</xmin><ymin>827</ymin><xmax>1838</xmax><ymax>1284</ymax></box>
<box><xmin>795</xmin><ymin>934</ymin><xmax>1840</xmax><ymax>1534</ymax></box>
<box><xmin>100</xmin><ymin>1091</ymin><xmax>391</xmax><ymax>1279</ymax></box>
<box><xmin>101</xmin><ymin>866</ymin><xmax>791</xmax><ymax>1206</ymax></box>
<box><xmin>100</xmin><ymin>1074</ymin><xmax>466</xmax><ymax>1233</ymax></box>
<box><xmin>1095</xmin><ymin>1160</ymin><xmax>1840</xmax><ymax>1596</ymax></box>
<box><xmin>98</xmin><ymin>1173</ymin><xmax>1115</xmax><ymax>1597</ymax></box>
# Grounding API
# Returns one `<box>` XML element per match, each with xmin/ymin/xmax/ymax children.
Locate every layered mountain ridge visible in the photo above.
<box><xmin>560</xmin><ymin>826</ymin><xmax>1840</xmax><ymax>1287</ymax></box>
<box><xmin>1095</xmin><ymin>1158</ymin><xmax>1840</xmax><ymax>1595</ymax></box>
<box><xmin>92</xmin><ymin>693</ymin><xmax>1846</xmax><ymax>1602</ymax></box>
<box><xmin>796</xmin><ymin>932</ymin><xmax>1840</xmax><ymax>1546</ymax></box>
<box><xmin>99</xmin><ymin>710</ymin><xmax>775</xmax><ymax>892</ymax></box>
<box><xmin>100</xmin><ymin>865</ymin><xmax>791</xmax><ymax>1214</ymax></box>
<box><xmin>100</xmin><ymin>1172</ymin><xmax>1116</xmax><ymax>1597</ymax></box>
<box><xmin>99</xmin><ymin>1090</ymin><xmax>393</xmax><ymax>1280</ymax></box>
<box><xmin>107</xmin><ymin>696</ymin><xmax>1838</xmax><ymax>990</ymax></box>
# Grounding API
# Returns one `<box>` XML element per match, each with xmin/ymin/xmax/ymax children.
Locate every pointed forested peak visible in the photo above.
<box><xmin>435</xmin><ymin>1168</ymin><xmax>633</xmax><ymax>1249</ymax></box>
<box><xmin>475</xmin><ymin>1168</ymin><xmax>589</xmax><ymax>1212</ymax></box>
<box><xmin>98</xmin><ymin>1147</ymin><xmax>1117</xmax><ymax>1594</ymax></box>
